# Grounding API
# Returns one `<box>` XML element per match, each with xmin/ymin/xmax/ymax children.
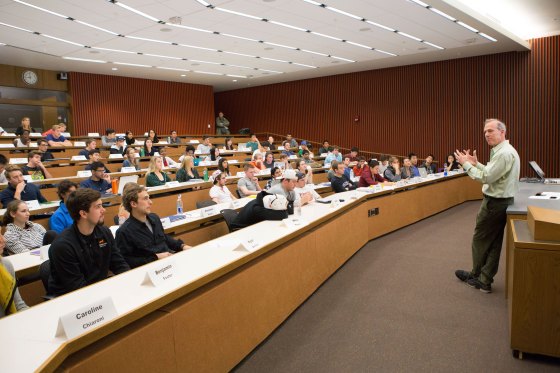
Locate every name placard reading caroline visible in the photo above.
<box><xmin>55</xmin><ymin>297</ymin><xmax>118</xmax><ymax>339</ymax></box>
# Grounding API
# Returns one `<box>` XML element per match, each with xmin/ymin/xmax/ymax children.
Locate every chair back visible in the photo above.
<box><xmin>220</xmin><ymin>209</ymin><xmax>239</xmax><ymax>232</ymax></box>
<box><xmin>196</xmin><ymin>200</ymin><xmax>217</xmax><ymax>209</ymax></box>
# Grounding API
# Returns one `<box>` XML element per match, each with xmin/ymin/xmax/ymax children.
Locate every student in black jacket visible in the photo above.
<box><xmin>330</xmin><ymin>162</ymin><xmax>357</xmax><ymax>193</ymax></box>
<box><xmin>48</xmin><ymin>188</ymin><xmax>130</xmax><ymax>297</ymax></box>
<box><xmin>116</xmin><ymin>183</ymin><xmax>191</xmax><ymax>268</ymax></box>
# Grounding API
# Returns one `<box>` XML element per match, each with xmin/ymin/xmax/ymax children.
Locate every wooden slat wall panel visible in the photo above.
<box><xmin>70</xmin><ymin>72</ymin><xmax>215</xmax><ymax>137</ymax></box>
<box><xmin>215</xmin><ymin>35</ymin><xmax>559</xmax><ymax>177</ymax></box>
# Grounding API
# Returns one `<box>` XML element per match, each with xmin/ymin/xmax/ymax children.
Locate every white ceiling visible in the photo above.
<box><xmin>0</xmin><ymin>0</ymin><xmax>557</xmax><ymax>92</ymax></box>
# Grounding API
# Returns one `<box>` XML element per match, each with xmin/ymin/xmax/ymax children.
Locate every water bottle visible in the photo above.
<box><xmin>203</xmin><ymin>168</ymin><xmax>209</xmax><ymax>181</ymax></box>
<box><xmin>443</xmin><ymin>163</ymin><xmax>448</xmax><ymax>176</ymax></box>
<box><xmin>176</xmin><ymin>194</ymin><xmax>183</xmax><ymax>214</ymax></box>
<box><xmin>140</xmin><ymin>148</ymin><xmax>145</xmax><ymax>157</ymax></box>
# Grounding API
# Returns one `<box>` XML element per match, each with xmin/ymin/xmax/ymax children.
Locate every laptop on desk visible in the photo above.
<box><xmin>418</xmin><ymin>167</ymin><xmax>428</xmax><ymax>178</ymax></box>
<box><xmin>529</xmin><ymin>161</ymin><xmax>560</xmax><ymax>184</ymax></box>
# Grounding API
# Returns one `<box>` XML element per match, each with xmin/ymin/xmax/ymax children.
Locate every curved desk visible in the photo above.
<box><xmin>0</xmin><ymin>173</ymin><xmax>481</xmax><ymax>372</ymax></box>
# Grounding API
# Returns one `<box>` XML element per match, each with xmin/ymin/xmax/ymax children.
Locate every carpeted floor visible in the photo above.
<box><xmin>234</xmin><ymin>201</ymin><xmax>560</xmax><ymax>372</ymax></box>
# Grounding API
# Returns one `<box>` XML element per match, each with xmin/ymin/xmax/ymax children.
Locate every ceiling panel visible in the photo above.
<box><xmin>0</xmin><ymin>0</ymin><xmax>538</xmax><ymax>91</ymax></box>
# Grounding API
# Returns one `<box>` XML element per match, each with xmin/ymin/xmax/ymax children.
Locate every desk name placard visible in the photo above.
<box><xmin>142</xmin><ymin>258</ymin><xmax>177</xmax><ymax>287</ymax></box>
<box><xmin>234</xmin><ymin>238</ymin><xmax>260</xmax><ymax>253</ymax></box>
<box><xmin>201</xmin><ymin>205</ymin><xmax>218</xmax><ymax>217</ymax></box>
<box><xmin>55</xmin><ymin>297</ymin><xmax>118</xmax><ymax>340</ymax></box>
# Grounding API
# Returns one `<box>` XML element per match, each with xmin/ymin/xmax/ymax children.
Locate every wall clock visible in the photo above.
<box><xmin>22</xmin><ymin>70</ymin><xmax>38</xmax><ymax>85</ymax></box>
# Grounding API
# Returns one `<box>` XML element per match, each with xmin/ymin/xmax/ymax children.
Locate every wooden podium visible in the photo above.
<box><xmin>508</xmin><ymin>219</ymin><xmax>560</xmax><ymax>359</ymax></box>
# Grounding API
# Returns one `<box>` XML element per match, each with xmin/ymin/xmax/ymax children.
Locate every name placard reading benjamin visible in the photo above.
<box><xmin>142</xmin><ymin>258</ymin><xmax>178</xmax><ymax>287</ymax></box>
<box><xmin>55</xmin><ymin>297</ymin><xmax>118</xmax><ymax>339</ymax></box>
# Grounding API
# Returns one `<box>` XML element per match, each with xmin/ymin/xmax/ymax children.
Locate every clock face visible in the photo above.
<box><xmin>22</xmin><ymin>70</ymin><xmax>38</xmax><ymax>85</ymax></box>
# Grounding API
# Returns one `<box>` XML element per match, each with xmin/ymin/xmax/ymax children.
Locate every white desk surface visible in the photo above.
<box><xmin>0</xmin><ymin>172</ymin><xmax>465</xmax><ymax>371</ymax></box>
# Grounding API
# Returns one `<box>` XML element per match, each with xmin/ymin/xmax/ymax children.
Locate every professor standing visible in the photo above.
<box><xmin>454</xmin><ymin>119</ymin><xmax>520</xmax><ymax>293</ymax></box>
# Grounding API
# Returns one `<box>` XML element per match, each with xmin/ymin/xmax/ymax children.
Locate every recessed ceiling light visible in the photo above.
<box><xmin>263</xmin><ymin>0</ymin><xmax>275</xmax><ymax>2</ymax></box>
<box><xmin>359</xmin><ymin>27</ymin><xmax>371</xmax><ymax>32</ymax></box>
<box><xmin>465</xmin><ymin>38</ymin><xmax>477</xmax><ymax>44</ymax></box>
<box><xmin>191</xmin><ymin>63</ymin><xmax>199</xmax><ymax>66</ymax></box>
<box><xmin>232</xmin><ymin>79</ymin><xmax>237</xmax><ymax>82</ymax></box>
<box><xmin>262</xmin><ymin>72</ymin><xmax>270</xmax><ymax>75</ymax></box>
<box><xmin>418</xmin><ymin>47</ymin><xmax>427</xmax><ymax>50</ymax></box>
<box><xmin>180</xmin><ymin>74</ymin><xmax>186</xmax><ymax>77</ymax></box>
<box><xmin>331</xmin><ymin>60</ymin><xmax>340</xmax><ymax>64</ymax></box>
<box><xmin>89</xmin><ymin>50</ymin><xmax>100</xmax><ymax>54</ymax></box>
<box><xmin>264</xmin><ymin>47</ymin><xmax>274</xmax><ymax>50</ymax></box>
<box><xmin>112</xmin><ymin>67</ymin><xmax>118</xmax><ymax>70</ymax></box>
<box><xmin>160</xmin><ymin>28</ymin><xmax>172</xmax><ymax>32</ymax></box>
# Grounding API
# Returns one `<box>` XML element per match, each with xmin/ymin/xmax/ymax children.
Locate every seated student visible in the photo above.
<box><xmin>116</xmin><ymin>184</ymin><xmax>190</xmax><ymax>268</ymax></box>
<box><xmin>281</xmin><ymin>141</ymin><xmax>295</xmax><ymax>156</ymax></box>
<box><xmin>286</xmin><ymin>134</ymin><xmax>298</xmax><ymax>148</ymax></box>
<box><xmin>178</xmin><ymin>144</ymin><xmax>196</xmax><ymax>163</ymax></box>
<box><xmin>205</xmin><ymin>146</ymin><xmax>220</xmax><ymax>162</ymax></box>
<box><xmin>0</xmin><ymin>165</ymin><xmax>47</xmax><ymax>208</ymax></box>
<box><xmin>446</xmin><ymin>153</ymin><xmax>462</xmax><ymax>171</ymax></box>
<box><xmin>145</xmin><ymin>156</ymin><xmax>171</xmax><ymax>187</ymax></box>
<box><xmin>298</xmin><ymin>141</ymin><xmax>314</xmax><ymax>158</ymax></box>
<box><xmin>230</xmin><ymin>191</ymin><xmax>289</xmax><ymax>230</ymax></box>
<box><xmin>325</xmin><ymin>146</ymin><xmax>343</xmax><ymax>164</ymax></box>
<box><xmin>85</xmin><ymin>150</ymin><xmax>110</xmax><ymax>173</ymax></box>
<box><xmin>217</xmin><ymin>157</ymin><xmax>231</xmax><ymax>177</ymax></box>
<box><xmin>176</xmin><ymin>156</ymin><xmax>200</xmax><ymax>182</ymax></box>
<box><xmin>49</xmin><ymin>180</ymin><xmax>78</xmax><ymax>234</ymax></box>
<box><xmin>46</xmin><ymin>124</ymin><xmax>72</xmax><ymax>147</ymax></box>
<box><xmin>401</xmin><ymin>158</ymin><xmax>414</xmax><ymax>179</ymax></box>
<box><xmin>48</xmin><ymin>188</ymin><xmax>130</xmax><ymax>297</ymax></box>
<box><xmin>110</xmin><ymin>136</ymin><xmax>127</xmax><ymax>155</ymax></box>
<box><xmin>122</xmin><ymin>147</ymin><xmax>141</xmax><ymax>171</ymax></box>
<box><xmin>266</xmin><ymin>136</ymin><xmax>276</xmax><ymax>151</ymax></box>
<box><xmin>296</xmin><ymin>160</ymin><xmax>313</xmax><ymax>184</ymax></box>
<box><xmin>223</xmin><ymin>137</ymin><xmax>236</xmax><ymax>151</ymax></box>
<box><xmin>0</xmin><ymin>154</ymin><xmax>7</xmax><ymax>183</ymax></box>
<box><xmin>80</xmin><ymin>161</ymin><xmax>112</xmax><ymax>194</ymax></box>
<box><xmin>79</xmin><ymin>139</ymin><xmax>97</xmax><ymax>158</ymax></box>
<box><xmin>21</xmin><ymin>151</ymin><xmax>53</xmax><ymax>181</ymax></box>
<box><xmin>101</xmin><ymin>128</ymin><xmax>117</xmax><ymax>147</ymax></box>
<box><xmin>209</xmin><ymin>171</ymin><xmax>236</xmax><ymax>204</ymax></box>
<box><xmin>42</xmin><ymin>122</ymin><xmax>66</xmax><ymax>137</ymax></box>
<box><xmin>251</xmin><ymin>152</ymin><xmax>266</xmax><ymax>170</ymax></box>
<box><xmin>141</xmin><ymin>139</ymin><xmax>156</xmax><ymax>157</ymax></box>
<box><xmin>331</xmin><ymin>162</ymin><xmax>357</xmax><ymax>193</ymax></box>
<box><xmin>0</xmin><ymin>235</ymin><xmax>29</xmax><ymax>318</ymax></box>
<box><xmin>196</xmin><ymin>135</ymin><xmax>212</xmax><ymax>154</ymax></box>
<box><xmin>384</xmin><ymin>157</ymin><xmax>403</xmax><ymax>182</ymax></box>
<box><xmin>167</xmin><ymin>130</ymin><xmax>181</xmax><ymax>145</ymax></box>
<box><xmin>344</xmin><ymin>147</ymin><xmax>360</xmax><ymax>162</ymax></box>
<box><xmin>294</xmin><ymin>171</ymin><xmax>321</xmax><ymax>202</ymax></box>
<box><xmin>327</xmin><ymin>160</ymin><xmax>338</xmax><ymax>182</ymax></box>
<box><xmin>263</xmin><ymin>152</ymin><xmax>275</xmax><ymax>169</ymax></box>
<box><xmin>125</xmin><ymin>130</ymin><xmax>135</xmax><ymax>146</ymax></box>
<box><xmin>277</xmin><ymin>154</ymin><xmax>292</xmax><ymax>170</ymax></box>
<box><xmin>353</xmin><ymin>157</ymin><xmax>367</xmax><ymax>177</ymax></box>
<box><xmin>37</xmin><ymin>139</ymin><xmax>54</xmax><ymax>162</ymax></box>
<box><xmin>3</xmin><ymin>200</ymin><xmax>57</xmax><ymax>255</ymax></box>
<box><xmin>246</xmin><ymin>134</ymin><xmax>259</xmax><ymax>152</ymax></box>
<box><xmin>301</xmin><ymin>150</ymin><xmax>320</xmax><ymax>166</ymax></box>
<box><xmin>378</xmin><ymin>154</ymin><xmax>390</xmax><ymax>175</ymax></box>
<box><xmin>159</xmin><ymin>147</ymin><xmax>178</xmax><ymax>168</ymax></box>
<box><xmin>342</xmin><ymin>156</ymin><xmax>354</xmax><ymax>180</ymax></box>
<box><xmin>147</xmin><ymin>129</ymin><xmax>159</xmax><ymax>144</ymax></box>
<box><xmin>318</xmin><ymin>140</ymin><xmax>331</xmax><ymax>156</ymax></box>
<box><xmin>408</xmin><ymin>152</ymin><xmax>421</xmax><ymax>177</ymax></box>
<box><xmin>421</xmin><ymin>153</ymin><xmax>437</xmax><ymax>174</ymax></box>
<box><xmin>237</xmin><ymin>164</ymin><xmax>262</xmax><ymax>197</ymax></box>
<box><xmin>14</xmin><ymin>130</ymin><xmax>31</xmax><ymax>148</ymax></box>
<box><xmin>16</xmin><ymin>117</ymin><xmax>33</xmax><ymax>136</ymax></box>
<box><xmin>268</xmin><ymin>169</ymin><xmax>312</xmax><ymax>206</ymax></box>
<box><xmin>265</xmin><ymin>167</ymin><xmax>283</xmax><ymax>190</ymax></box>
<box><xmin>359</xmin><ymin>160</ymin><xmax>387</xmax><ymax>187</ymax></box>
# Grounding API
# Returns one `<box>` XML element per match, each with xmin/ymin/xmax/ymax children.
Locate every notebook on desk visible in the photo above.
<box><xmin>529</xmin><ymin>161</ymin><xmax>560</xmax><ymax>184</ymax></box>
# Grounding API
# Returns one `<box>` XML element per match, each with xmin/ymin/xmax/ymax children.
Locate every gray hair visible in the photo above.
<box><xmin>485</xmin><ymin>118</ymin><xmax>506</xmax><ymax>132</ymax></box>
